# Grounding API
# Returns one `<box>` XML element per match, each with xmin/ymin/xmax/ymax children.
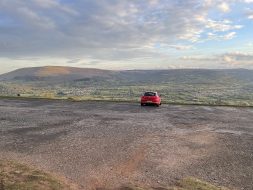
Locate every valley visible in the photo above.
<box><xmin>1</xmin><ymin>67</ymin><xmax>253</xmax><ymax>106</ymax></box>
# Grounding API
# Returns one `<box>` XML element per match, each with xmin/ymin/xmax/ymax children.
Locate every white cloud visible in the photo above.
<box><xmin>244</xmin><ymin>0</ymin><xmax>253</xmax><ymax>3</ymax></box>
<box><xmin>160</xmin><ymin>44</ymin><xmax>193</xmax><ymax>50</ymax></box>
<box><xmin>246</xmin><ymin>42</ymin><xmax>253</xmax><ymax>47</ymax></box>
<box><xmin>218</xmin><ymin>2</ymin><xmax>230</xmax><ymax>13</ymax></box>
<box><xmin>245</xmin><ymin>9</ymin><xmax>253</xmax><ymax>19</ymax></box>
<box><xmin>223</xmin><ymin>55</ymin><xmax>234</xmax><ymax>63</ymax></box>
<box><xmin>181</xmin><ymin>52</ymin><xmax>253</xmax><ymax>67</ymax></box>
<box><xmin>168</xmin><ymin>45</ymin><xmax>193</xmax><ymax>50</ymax></box>
<box><xmin>223</xmin><ymin>32</ymin><xmax>237</xmax><ymax>40</ymax></box>
<box><xmin>181</xmin><ymin>56</ymin><xmax>215</xmax><ymax>61</ymax></box>
<box><xmin>205</xmin><ymin>19</ymin><xmax>243</xmax><ymax>32</ymax></box>
<box><xmin>221</xmin><ymin>52</ymin><xmax>253</xmax><ymax>66</ymax></box>
<box><xmin>205</xmin><ymin>31</ymin><xmax>237</xmax><ymax>41</ymax></box>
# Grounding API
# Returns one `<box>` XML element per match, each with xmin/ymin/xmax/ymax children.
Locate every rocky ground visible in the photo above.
<box><xmin>0</xmin><ymin>98</ymin><xmax>252</xmax><ymax>190</ymax></box>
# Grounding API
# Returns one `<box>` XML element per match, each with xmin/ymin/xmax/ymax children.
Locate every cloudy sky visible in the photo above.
<box><xmin>0</xmin><ymin>0</ymin><xmax>253</xmax><ymax>74</ymax></box>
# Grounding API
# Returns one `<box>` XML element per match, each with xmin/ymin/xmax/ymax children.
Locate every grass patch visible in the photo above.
<box><xmin>109</xmin><ymin>177</ymin><xmax>229</xmax><ymax>190</ymax></box>
<box><xmin>0</xmin><ymin>160</ymin><xmax>75</xmax><ymax>190</ymax></box>
<box><xmin>175</xmin><ymin>177</ymin><xmax>229</xmax><ymax>190</ymax></box>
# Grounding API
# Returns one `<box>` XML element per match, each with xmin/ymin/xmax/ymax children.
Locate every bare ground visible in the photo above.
<box><xmin>0</xmin><ymin>98</ymin><xmax>252</xmax><ymax>190</ymax></box>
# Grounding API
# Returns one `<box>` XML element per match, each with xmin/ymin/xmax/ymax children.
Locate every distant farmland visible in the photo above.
<box><xmin>1</xmin><ymin>66</ymin><xmax>253</xmax><ymax>106</ymax></box>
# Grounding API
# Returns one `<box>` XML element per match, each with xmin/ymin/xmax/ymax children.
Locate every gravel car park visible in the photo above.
<box><xmin>0</xmin><ymin>98</ymin><xmax>253</xmax><ymax>190</ymax></box>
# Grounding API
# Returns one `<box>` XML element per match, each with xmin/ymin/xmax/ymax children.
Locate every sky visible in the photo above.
<box><xmin>0</xmin><ymin>0</ymin><xmax>253</xmax><ymax>74</ymax></box>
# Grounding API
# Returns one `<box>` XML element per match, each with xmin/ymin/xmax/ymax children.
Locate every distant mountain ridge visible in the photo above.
<box><xmin>0</xmin><ymin>66</ymin><xmax>253</xmax><ymax>85</ymax></box>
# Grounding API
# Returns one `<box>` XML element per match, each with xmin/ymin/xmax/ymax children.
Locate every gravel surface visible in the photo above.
<box><xmin>0</xmin><ymin>98</ymin><xmax>253</xmax><ymax>190</ymax></box>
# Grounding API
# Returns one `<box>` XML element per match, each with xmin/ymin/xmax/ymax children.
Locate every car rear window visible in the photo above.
<box><xmin>144</xmin><ymin>92</ymin><xmax>156</xmax><ymax>96</ymax></box>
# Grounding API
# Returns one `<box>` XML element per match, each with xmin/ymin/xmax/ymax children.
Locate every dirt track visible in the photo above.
<box><xmin>0</xmin><ymin>98</ymin><xmax>253</xmax><ymax>190</ymax></box>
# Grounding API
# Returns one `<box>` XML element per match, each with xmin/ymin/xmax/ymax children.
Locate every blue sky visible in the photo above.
<box><xmin>0</xmin><ymin>0</ymin><xmax>253</xmax><ymax>73</ymax></box>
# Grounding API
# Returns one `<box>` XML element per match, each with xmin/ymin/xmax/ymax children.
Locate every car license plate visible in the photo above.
<box><xmin>147</xmin><ymin>101</ymin><xmax>152</xmax><ymax>103</ymax></box>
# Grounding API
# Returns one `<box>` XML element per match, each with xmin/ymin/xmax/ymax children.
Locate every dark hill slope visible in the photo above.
<box><xmin>0</xmin><ymin>66</ymin><xmax>253</xmax><ymax>85</ymax></box>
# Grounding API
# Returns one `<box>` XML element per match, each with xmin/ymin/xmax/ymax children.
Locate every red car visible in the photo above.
<box><xmin>141</xmin><ymin>91</ymin><xmax>161</xmax><ymax>106</ymax></box>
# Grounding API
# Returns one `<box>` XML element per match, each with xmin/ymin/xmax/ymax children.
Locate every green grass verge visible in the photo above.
<box><xmin>0</xmin><ymin>160</ymin><xmax>74</xmax><ymax>190</ymax></box>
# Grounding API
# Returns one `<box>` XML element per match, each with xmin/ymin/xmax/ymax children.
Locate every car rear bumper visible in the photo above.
<box><xmin>141</xmin><ymin>101</ymin><xmax>160</xmax><ymax>105</ymax></box>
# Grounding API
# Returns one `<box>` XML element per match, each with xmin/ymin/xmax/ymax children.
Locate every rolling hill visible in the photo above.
<box><xmin>1</xmin><ymin>66</ymin><xmax>253</xmax><ymax>85</ymax></box>
<box><xmin>0</xmin><ymin>66</ymin><xmax>115</xmax><ymax>82</ymax></box>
